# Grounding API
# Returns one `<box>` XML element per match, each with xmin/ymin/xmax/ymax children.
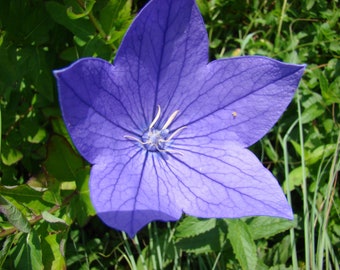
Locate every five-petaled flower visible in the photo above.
<box><xmin>54</xmin><ymin>0</ymin><xmax>305</xmax><ymax>237</ymax></box>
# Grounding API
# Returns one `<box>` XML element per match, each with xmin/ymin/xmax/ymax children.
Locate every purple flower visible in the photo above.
<box><xmin>54</xmin><ymin>0</ymin><xmax>305</xmax><ymax>237</ymax></box>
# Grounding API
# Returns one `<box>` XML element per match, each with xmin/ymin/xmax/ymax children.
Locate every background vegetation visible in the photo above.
<box><xmin>0</xmin><ymin>0</ymin><xmax>339</xmax><ymax>269</ymax></box>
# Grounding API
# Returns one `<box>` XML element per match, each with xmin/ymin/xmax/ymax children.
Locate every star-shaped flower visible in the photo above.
<box><xmin>54</xmin><ymin>0</ymin><xmax>305</xmax><ymax>237</ymax></box>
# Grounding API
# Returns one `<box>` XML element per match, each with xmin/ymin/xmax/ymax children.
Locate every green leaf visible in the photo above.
<box><xmin>51</xmin><ymin>118</ymin><xmax>71</xmax><ymax>142</ymax></box>
<box><xmin>13</xmin><ymin>231</ymin><xmax>44</xmax><ymax>270</ymax></box>
<box><xmin>300</xmin><ymin>103</ymin><xmax>325</xmax><ymax>124</ymax></box>
<box><xmin>0</xmin><ymin>235</ymin><xmax>15</xmax><ymax>267</ymax></box>
<box><xmin>27</xmin><ymin>128</ymin><xmax>47</xmax><ymax>144</ymax></box>
<box><xmin>41</xmin><ymin>178</ymin><xmax>63</xmax><ymax>205</ymax></box>
<box><xmin>322</xmin><ymin>76</ymin><xmax>340</xmax><ymax>104</ymax></box>
<box><xmin>69</xmin><ymin>169</ymin><xmax>95</xmax><ymax>226</ymax></box>
<box><xmin>290</xmin><ymin>140</ymin><xmax>302</xmax><ymax>157</ymax></box>
<box><xmin>66</xmin><ymin>0</ymin><xmax>95</xmax><ymax>19</ymax></box>
<box><xmin>175</xmin><ymin>216</ymin><xmax>216</xmax><ymax>238</ymax></box>
<box><xmin>82</xmin><ymin>36</ymin><xmax>112</xmax><ymax>58</ymax></box>
<box><xmin>45</xmin><ymin>1</ymin><xmax>94</xmax><ymax>42</ymax></box>
<box><xmin>263</xmin><ymin>137</ymin><xmax>279</xmax><ymax>163</ymax></box>
<box><xmin>306</xmin><ymin>0</ymin><xmax>315</xmax><ymax>10</ymax></box>
<box><xmin>247</xmin><ymin>217</ymin><xmax>296</xmax><ymax>240</ymax></box>
<box><xmin>99</xmin><ymin>0</ymin><xmax>132</xmax><ymax>36</ymax></box>
<box><xmin>44</xmin><ymin>135</ymin><xmax>86</xmax><ymax>182</ymax></box>
<box><xmin>227</xmin><ymin>219</ymin><xmax>257</xmax><ymax>270</ymax></box>
<box><xmin>0</xmin><ymin>195</ymin><xmax>31</xmax><ymax>233</ymax></box>
<box><xmin>318</xmin><ymin>71</ymin><xmax>329</xmax><ymax>94</ymax></box>
<box><xmin>300</xmin><ymin>91</ymin><xmax>325</xmax><ymax>124</ymax></box>
<box><xmin>266</xmin><ymin>235</ymin><xmax>292</xmax><ymax>265</ymax></box>
<box><xmin>59</xmin><ymin>46</ymin><xmax>79</xmax><ymax>62</ymax></box>
<box><xmin>305</xmin><ymin>143</ymin><xmax>337</xmax><ymax>165</ymax></box>
<box><xmin>42</xmin><ymin>211</ymin><xmax>67</xmax><ymax>224</ymax></box>
<box><xmin>0</xmin><ymin>105</ymin><xmax>2</xmax><ymax>157</ymax></box>
<box><xmin>269</xmin><ymin>265</ymin><xmax>293</xmax><ymax>270</ymax></box>
<box><xmin>1</xmin><ymin>146</ymin><xmax>23</xmax><ymax>166</ymax></box>
<box><xmin>0</xmin><ymin>185</ymin><xmax>53</xmax><ymax>215</ymax></box>
<box><xmin>283</xmin><ymin>166</ymin><xmax>309</xmax><ymax>192</ymax></box>
<box><xmin>42</xmin><ymin>233</ymin><xmax>67</xmax><ymax>270</ymax></box>
<box><xmin>174</xmin><ymin>218</ymin><xmax>228</xmax><ymax>254</ymax></box>
<box><xmin>196</xmin><ymin>0</ymin><xmax>210</xmax><ymax>16</ymax></box>
<box><xmin>137</xmin><ymin>231</ymin><xmax>176</xmax><ymax>269</ymax></box>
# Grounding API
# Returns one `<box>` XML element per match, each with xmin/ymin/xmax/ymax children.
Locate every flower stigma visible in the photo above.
<box><xmin>124</xmin><ymin>105</ymin><xmax>187</xmax><ymax>155</ymax></box>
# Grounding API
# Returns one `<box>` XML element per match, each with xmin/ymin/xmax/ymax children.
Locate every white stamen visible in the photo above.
<box><xmin>162</xmin><ymin>110</ymin><xmax>179</xmax><ymax>130</ymax></box>
<box><xmin>124</xmin><ymin>135</ymin><xmax>146</xmax><ymax>145</ymax></box>
<box><xmin>124</xmin><ymin>106</ymin><xmax>186</xmax><ymax>156</ymax></box>
<box><xmin>165</xmin><ymin>126</ymin><xmax>187</xmax><ymax>141</ymax></box>
<box><xmin>149</xmin><ymin>105</ymin><xmax>161</xmax><ymax>129</ymax></box>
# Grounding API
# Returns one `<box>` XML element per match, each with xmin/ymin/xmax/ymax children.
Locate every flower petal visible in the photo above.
<box><xmin>90</xmin><ymin>149</ymin><xmax>183</xmax><ymax>237</ymax></box>
<box><xmin>170</xmin><ymin>57</ymin><xmax>305</xmax><ymax>147</ymax></box>
<box><xmin>90</xmin><ymin>141</ymin><xmax>293</xmax><ymax>237</ymax></box>
<box><xmin>114</xmin><ymin>0</ymin><xmax>208</xmax><ymax>122</ymax></box>
<box><xmin>167</xmin><ymin>142</ymin><xmax>293</xmax><ymax>220</ymax></box>
<box><xmin>54</xmin><ymin>58</ymin><xmax>143</xmax><ymax>164</ymax></box>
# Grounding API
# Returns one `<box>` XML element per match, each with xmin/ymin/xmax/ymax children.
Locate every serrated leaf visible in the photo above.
<box><xmin>175</xmin><ymin>216</ymin><xmax>217</xmax><ymax>238</ymax></box>
<box><xmin>247</xmin><ymin>217</ymin><xmax>295</xmax><ymax>240</ymax></box>
<box><xmin>175</xmin><ymin>227</ymin><xmax>225</xmax><ymax>254</ymax></box>
<box><xmin>227</xmin><ymin>219</ymin><xmax>257</xmax><ymax>270</ymax></box>
<box><xmin>174</xmin><ymin>218</ymin><xmax>228</xmax><ymax>254</ymax></box>
<box><xmin>0</xmin><ymin>195</ymin><xmax>31</xmax><ymax>233</ymax></box>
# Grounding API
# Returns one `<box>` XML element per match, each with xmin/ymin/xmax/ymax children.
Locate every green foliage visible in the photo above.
<box><xmin>227</xmin><ymin>220</ymin><xmax>257</xmax><ymax>270</ymax></box>
<box><xmin>174</xmin><ymin>217</ymin><xmax>227</xmax><ymax>254</ymax></box>
<box><xmin>0</xmin><ymin>195</ymin><xmax>31</xmax><ymax>233</ymax></box>
<box><xmin>0</xmin><ymin>0</ymin><xmax>339</xmax><ymax>269</ymax></box>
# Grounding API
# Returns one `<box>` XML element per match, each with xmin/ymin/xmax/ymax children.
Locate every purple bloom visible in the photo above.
<box><xmin>54</xmin><ymin>0</ymin><xmax>305</xmax><ymax>237</ymax></box>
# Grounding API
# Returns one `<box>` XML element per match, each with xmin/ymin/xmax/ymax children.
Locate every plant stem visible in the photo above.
<box><xmin>297</xmin><ymin>89</ymin><xmax>311</xmax><ymax>270</ymax></box>
<box><xmin>276</xmin><ymin>0</ymin><xmax>288</xmax><ymax>44</ymax></box>
<box><xmin>280</xmin><ymin>117</ymin><xmax>299</xmax><ymax>270</ymax></box>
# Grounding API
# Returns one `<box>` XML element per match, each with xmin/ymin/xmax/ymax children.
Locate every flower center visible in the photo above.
<box><xmin>142</xmin><ymin>128</ymin><xmax>169</xmax><ymax>152</ymax></box>
<box><xmin>124</xmin><ymin>105</ymin><xmax>186</xmax><ymax>154</ymax></box>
